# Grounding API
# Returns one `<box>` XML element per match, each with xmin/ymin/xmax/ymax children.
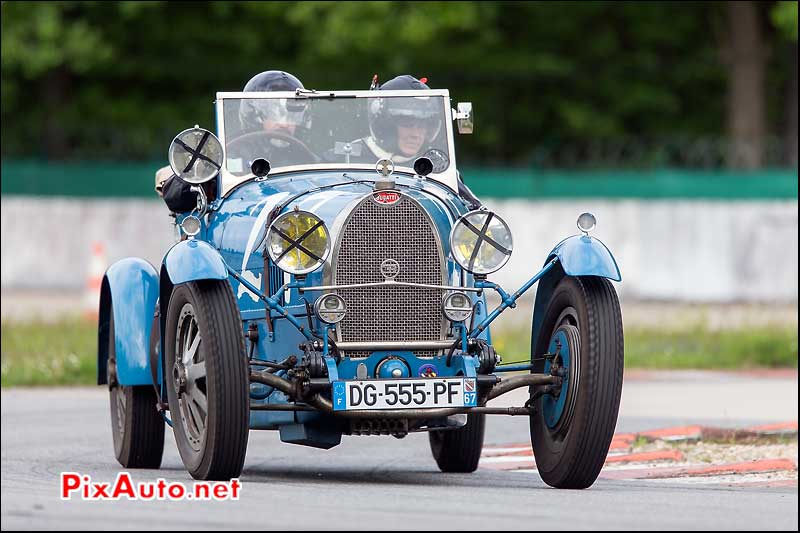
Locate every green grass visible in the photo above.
<box><xmin>493</xmin><ymin>324</ymin><xmax>798</xmax><ymax>369</ymax></box>
<box><xmin>1</xmin><ymin>317</ymin><xmax>797</xmax><ymax>387</ymax></box>
<box><xmin>1</xmin><ymin>318</ymin><xmax>98</xmax><ymax>387</ymax></box>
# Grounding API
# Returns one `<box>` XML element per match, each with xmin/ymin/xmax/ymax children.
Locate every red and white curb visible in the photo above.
<box><xmin>480</xmin><ymin>422</ymin><xmax>798</xmax><ymax>487</ymax></box>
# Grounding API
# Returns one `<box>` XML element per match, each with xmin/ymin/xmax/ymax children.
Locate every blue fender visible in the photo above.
<box><xmin>162</xmin><ymin>238</ymin><xmax>228</xmax><ymax>285</ymax></box>
<box><xmin>157</xmin><ymin>239</ymin><xmax>230</xmax><ymax>401</ymax></box>
<box><xmin>97</xmin><ymin>258</ymin><xmax>159</xmax><ymax>386</ymax></box>
<box><xmin>547</xmin><ymin>235</ymin><xmax>621</xmax><ymax>281</ymax></box>
<box><xmin>530</xmin><ymin>235</ymin><xmax>621</xmax><ymax>355</ymax></box>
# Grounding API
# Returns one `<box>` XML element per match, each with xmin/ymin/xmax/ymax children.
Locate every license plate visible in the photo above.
<box><xmin>332</xmin><ymin>378</ymin><xmax>477</xmax><ymax>411</ymax></box>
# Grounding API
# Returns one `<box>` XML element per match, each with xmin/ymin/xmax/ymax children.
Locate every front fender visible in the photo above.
<box><xmin>531</xmin><ymin>235</ymin><xmax>621</xmax><ymax>355</ymax></box>
<box><xmin>547</xmin><ymin>235</ymin><xmax>621</xmax><ymax>281</ymax></box>
<box><xmin>158</xmin><ymin>239</ymin><xmax>231</xmax><ymax>401</ymax></box>
<box><xmin>97</xmin><ymin>258</ymin><xmax>159</xmax><ymax>386</ymax></box>
<box><xmin>163</xmin><ymin>238</ymin><xmax>228</xmax><ymax>285</ymax></box>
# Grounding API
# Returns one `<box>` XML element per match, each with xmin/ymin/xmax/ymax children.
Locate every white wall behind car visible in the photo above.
<box><xmin>483</xmin><ymin>198</ymin><xmax>798</xmax><ymax>303</ymax></box>
<box><xmin>1</xmin><ymin>197</ymin><xmax>796</xmax><ymax>303</ymax></box>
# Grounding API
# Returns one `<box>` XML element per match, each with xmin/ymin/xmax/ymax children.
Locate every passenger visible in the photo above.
<box><xmin>331</xmin><ymin>75</ymin><xmax>443</xmax><ymax>165</ymax></box>
<box><xmin>332</xmin><ymin>74</ymin><xmax>482</xmax><ymax>209</ymax></box>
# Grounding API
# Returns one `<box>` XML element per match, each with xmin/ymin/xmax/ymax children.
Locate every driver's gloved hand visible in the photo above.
<box><xmin>155</xmin><ymin>165</ymin><xmax>173</xmax><ymax>196</ymax></box>
<box><xmin>161</xmin><ymin>174</ymin><xmax>217</xmax><ymax>213</ymax></box>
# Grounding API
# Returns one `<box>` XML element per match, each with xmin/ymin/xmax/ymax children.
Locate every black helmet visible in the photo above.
<box><xmin>368</xmin><ymin>75</ymin><xmax>442</xmax><ymax>156</ymax></box>
<box><xmin>378</xmin><ymin>74</ymin><xmax>430</xmax><ymax>91</ymax></box>
<box><xmin>239</xmin><ymin>70</ymin><xmax>308</xmax><ymax>131</ymax></box>
<box><xmin>243</xmin><ymin>70</ymin><xmax>305</xmax><ymax>92</ymax></box>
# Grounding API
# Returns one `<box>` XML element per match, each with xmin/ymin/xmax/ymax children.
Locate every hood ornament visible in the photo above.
<box><xmin>376</xmin><ymin>158</ymin><xmax>395</xmax><ymax>177</ymax></box>
<box><xmin>374</xmin><ymin>158</ymin><xmax>396</xmax><ymax>191</ymax></box>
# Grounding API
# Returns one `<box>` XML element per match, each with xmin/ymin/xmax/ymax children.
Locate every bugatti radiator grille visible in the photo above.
<box><xmin>334</xmin><ymin>195</ymin><xmax>445</xmax><ymax>357</ymax></box>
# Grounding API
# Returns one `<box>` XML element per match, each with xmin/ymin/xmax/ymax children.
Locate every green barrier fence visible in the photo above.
<box><xmin>1</xmin><ymin>160</ymin><xmax>797</xmax><ymax>199</ymax></box>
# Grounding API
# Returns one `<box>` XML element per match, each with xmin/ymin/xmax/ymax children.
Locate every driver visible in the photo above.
<box><xmin>228</xmin><ymin>70</ymin><xmax>313</xmax><ymax>170</ymax></box>
<box><xmin>156</xmin><ymin>70</ymin><xmax>307</xmax><ymax>212</ymax></box>
<box><xmin>237</xmin><ymin>71</ymin><xmax>307</xmax><ymax>136</ymax></box>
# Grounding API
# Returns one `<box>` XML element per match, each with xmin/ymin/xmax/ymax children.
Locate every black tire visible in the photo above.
<box><xmin>530</xmin><ymin>276</ymin><xmax>623</xmax><ymax>489</ymax></box>
<box><xmin>164</xmin><ymin>280</ymin><xmax>249</xmax><ymax>480</ymax></box>
<box><xmin>429</xmin><ymin>413</ymin><xmax>486</xmax><ymax>473</ymax></box>
<box><xmin>108</xmin><ymin>303</ymin><xmax>165</xmax><ymax>469</ymax></box>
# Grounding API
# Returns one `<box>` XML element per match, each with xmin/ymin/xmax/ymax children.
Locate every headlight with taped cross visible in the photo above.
<box><xmin>449</xmin><ymin>211</ymin><xmax>513</xmax><ymax>275</ymax></box>
<box><xmin>167</xmin><ymin>126</ymin><xmax>223</xmax><ymax>184</ymax></box>
<box><xmin>266</xmin><ymin>210</ymin><xmax>330</xmax><ymax>275</ymax></box>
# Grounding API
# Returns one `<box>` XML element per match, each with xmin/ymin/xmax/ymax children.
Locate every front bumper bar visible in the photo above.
<box><xmin>249</xmin><ymin>371</ymin><xmax>560</xmax><ymax>419</ymax></box>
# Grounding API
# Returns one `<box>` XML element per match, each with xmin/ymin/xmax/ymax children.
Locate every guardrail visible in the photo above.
<box><xmin>1</xmin><ymin>160</ymin><xmax>797</xmax><ymax>199</ymax></box>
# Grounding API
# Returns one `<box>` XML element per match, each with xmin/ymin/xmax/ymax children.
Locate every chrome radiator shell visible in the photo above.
<box><xmin>331</xmin><ymin>193</ymin><xmax>447</xmax><ymax>358</ymax></box>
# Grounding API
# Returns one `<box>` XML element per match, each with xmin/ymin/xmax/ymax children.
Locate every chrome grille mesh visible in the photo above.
<box><xmin>334</xmin><ymin>195</ymin><xmax>445</xmax><ymax>357</ymax></box>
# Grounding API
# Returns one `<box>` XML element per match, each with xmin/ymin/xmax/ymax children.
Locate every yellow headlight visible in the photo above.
<box><xmin>449</xmin><ymin>211</ymin><xmax>513</xmax><ymax>275</ymax></box>
<box><xmin>267</xmin><ymin>210</ymin><xmax>330</xmax><ymax>275</ymax></box>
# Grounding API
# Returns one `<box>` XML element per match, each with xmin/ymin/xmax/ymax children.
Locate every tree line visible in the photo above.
<box><xmin>1</xmin><ymin>1</ymin><xmax>797</xmax><ymax>168</ymax></box>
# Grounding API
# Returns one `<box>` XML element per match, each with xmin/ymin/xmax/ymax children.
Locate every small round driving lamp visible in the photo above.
<box><xmin>413</xmin><ymin>157</ymin><xmax>434</xmax><ymax>177</ymax></box>
<box><xmin>266</xmin><ymin>210</ymin><xmax>330</xmax><ymax>275</ymax></box>
<box><xmin>250</xmin><ymin>158</ymin><xmax>271</xmax><ymax>178</ymax></box>
<box><xmin>442</xmin><ymin>291</ymin><xmax>473</xmax><ymax>322</ymax></box>
<box><xmin>314</xmin><ymin>294</ymin><xmax>347</xmax><ymax>324</ymax></box>
<box><xmin>577</xmin><ymin>212</ymin><xmax>596</xmax><ymax>234</ymax></box>
<box><xmin>180</xmin><ymin>215</ymin><xmax>201</xmax><ymax>237</ymax></box>
<box><xmin>449</xmin><ymin>211</ymin><xmax>513</xmax><ymax>275</ymax></box>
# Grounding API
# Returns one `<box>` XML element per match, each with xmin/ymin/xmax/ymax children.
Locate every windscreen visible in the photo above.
<box><xmin>222</xmin><ymin>95</ymin><xmax>451</xmax><ymax>177</ymax></box>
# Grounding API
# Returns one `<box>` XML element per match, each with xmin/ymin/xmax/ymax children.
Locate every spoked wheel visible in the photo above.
<box><xmin>107</xmin><ymin>303</ymin><xmax>165</xmax><ymax>469</ymax></box>
<box><xmin>429</xmin><ymin>413</ymin><xmax>485</xmax><ymax>473</ymax></box>
<box><xmin>530</xmin><ymin>276</ymin><xmax>623</xmax><ymax>489</ymax></box>
<box><xmin>173</xmin><ymin>303</ymin><xmax>208</xmax><ymax>453</ymax></box>
<box><xmin>165</xmin><ymin>280</ymin><xmax>249</xmax><ymax>481</ymax></box>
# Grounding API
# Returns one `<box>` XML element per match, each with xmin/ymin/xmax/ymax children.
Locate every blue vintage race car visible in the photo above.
<box><xmin>98</xmin><ymin>87</ymin><xmax>623</xmax><ymax>489</ymax></box>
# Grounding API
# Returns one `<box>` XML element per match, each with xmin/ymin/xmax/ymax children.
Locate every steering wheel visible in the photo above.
<box><xmin>226</xmin><ymin>130</ymin><xmax>320</xmax><ymax>170</ymax></box>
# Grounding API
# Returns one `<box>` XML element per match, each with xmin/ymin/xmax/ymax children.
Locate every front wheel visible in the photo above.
<box><xmin>165</xmin><ymin>280</ymin><xmax>249</xmax><ymax>480</ymax></box>
<box><xmin>530</xmin><ymin>276</ymin><xmax>623</xmax><ymax>489</ymax></box>
<box><xmin>429</xmin><ymin>413</ymin><xmax>485</xmax><ymax>473</ymax></box>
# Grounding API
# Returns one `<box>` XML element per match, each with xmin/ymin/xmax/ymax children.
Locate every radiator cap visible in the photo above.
<box><xmin>375</xmin><ymin>158</ymin><xmax>396</xmax><ymax>190</ymax></box>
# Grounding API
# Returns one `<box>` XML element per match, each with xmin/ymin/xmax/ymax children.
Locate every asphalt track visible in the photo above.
<box><xmin>2</xmin><ymin>373</ymin><xmax>797</xmax><ymax>530</ymax></box>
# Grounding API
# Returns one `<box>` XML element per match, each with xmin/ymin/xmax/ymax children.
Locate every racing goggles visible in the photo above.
<box><xmin>250</xmin><ymin>98</ymin><xmax>308</xmax><ymax>127</ymax></box>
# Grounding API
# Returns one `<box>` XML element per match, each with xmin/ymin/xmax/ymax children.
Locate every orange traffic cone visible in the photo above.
<box><xmin>84</xmin><ymin>241</ymin><xmax>107</xmax><ymax>321</ymax></box>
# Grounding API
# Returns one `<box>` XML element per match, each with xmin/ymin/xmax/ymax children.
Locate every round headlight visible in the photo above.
<box><xmin>314</xmin><ymin>294</ymin><xmax>347</xmax><ymax>324</ymax></box>
<box><xmin>267</xmin><ymin>210</ymin><xmax>330</xmax><ymax>275</ymax></box>
<box><xmin>443</xmin><ymin>291</ymin><xmax>473</xmax><ymax>322</ymax></box>
<box><xmin>168</xmin><ymin>126</ymin><xmax>223</xmax><ymax>184</ymax></box>
<box><xmin>449</xmin><ymin>211</ymin><xmax>513</xmax><ymax>275</ymax></box>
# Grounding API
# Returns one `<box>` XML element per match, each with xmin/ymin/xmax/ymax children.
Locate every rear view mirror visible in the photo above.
<box><xmin>454</xmin><ymin>102</ymin><xmax>473</xmax><ymax>134</ymax></box>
